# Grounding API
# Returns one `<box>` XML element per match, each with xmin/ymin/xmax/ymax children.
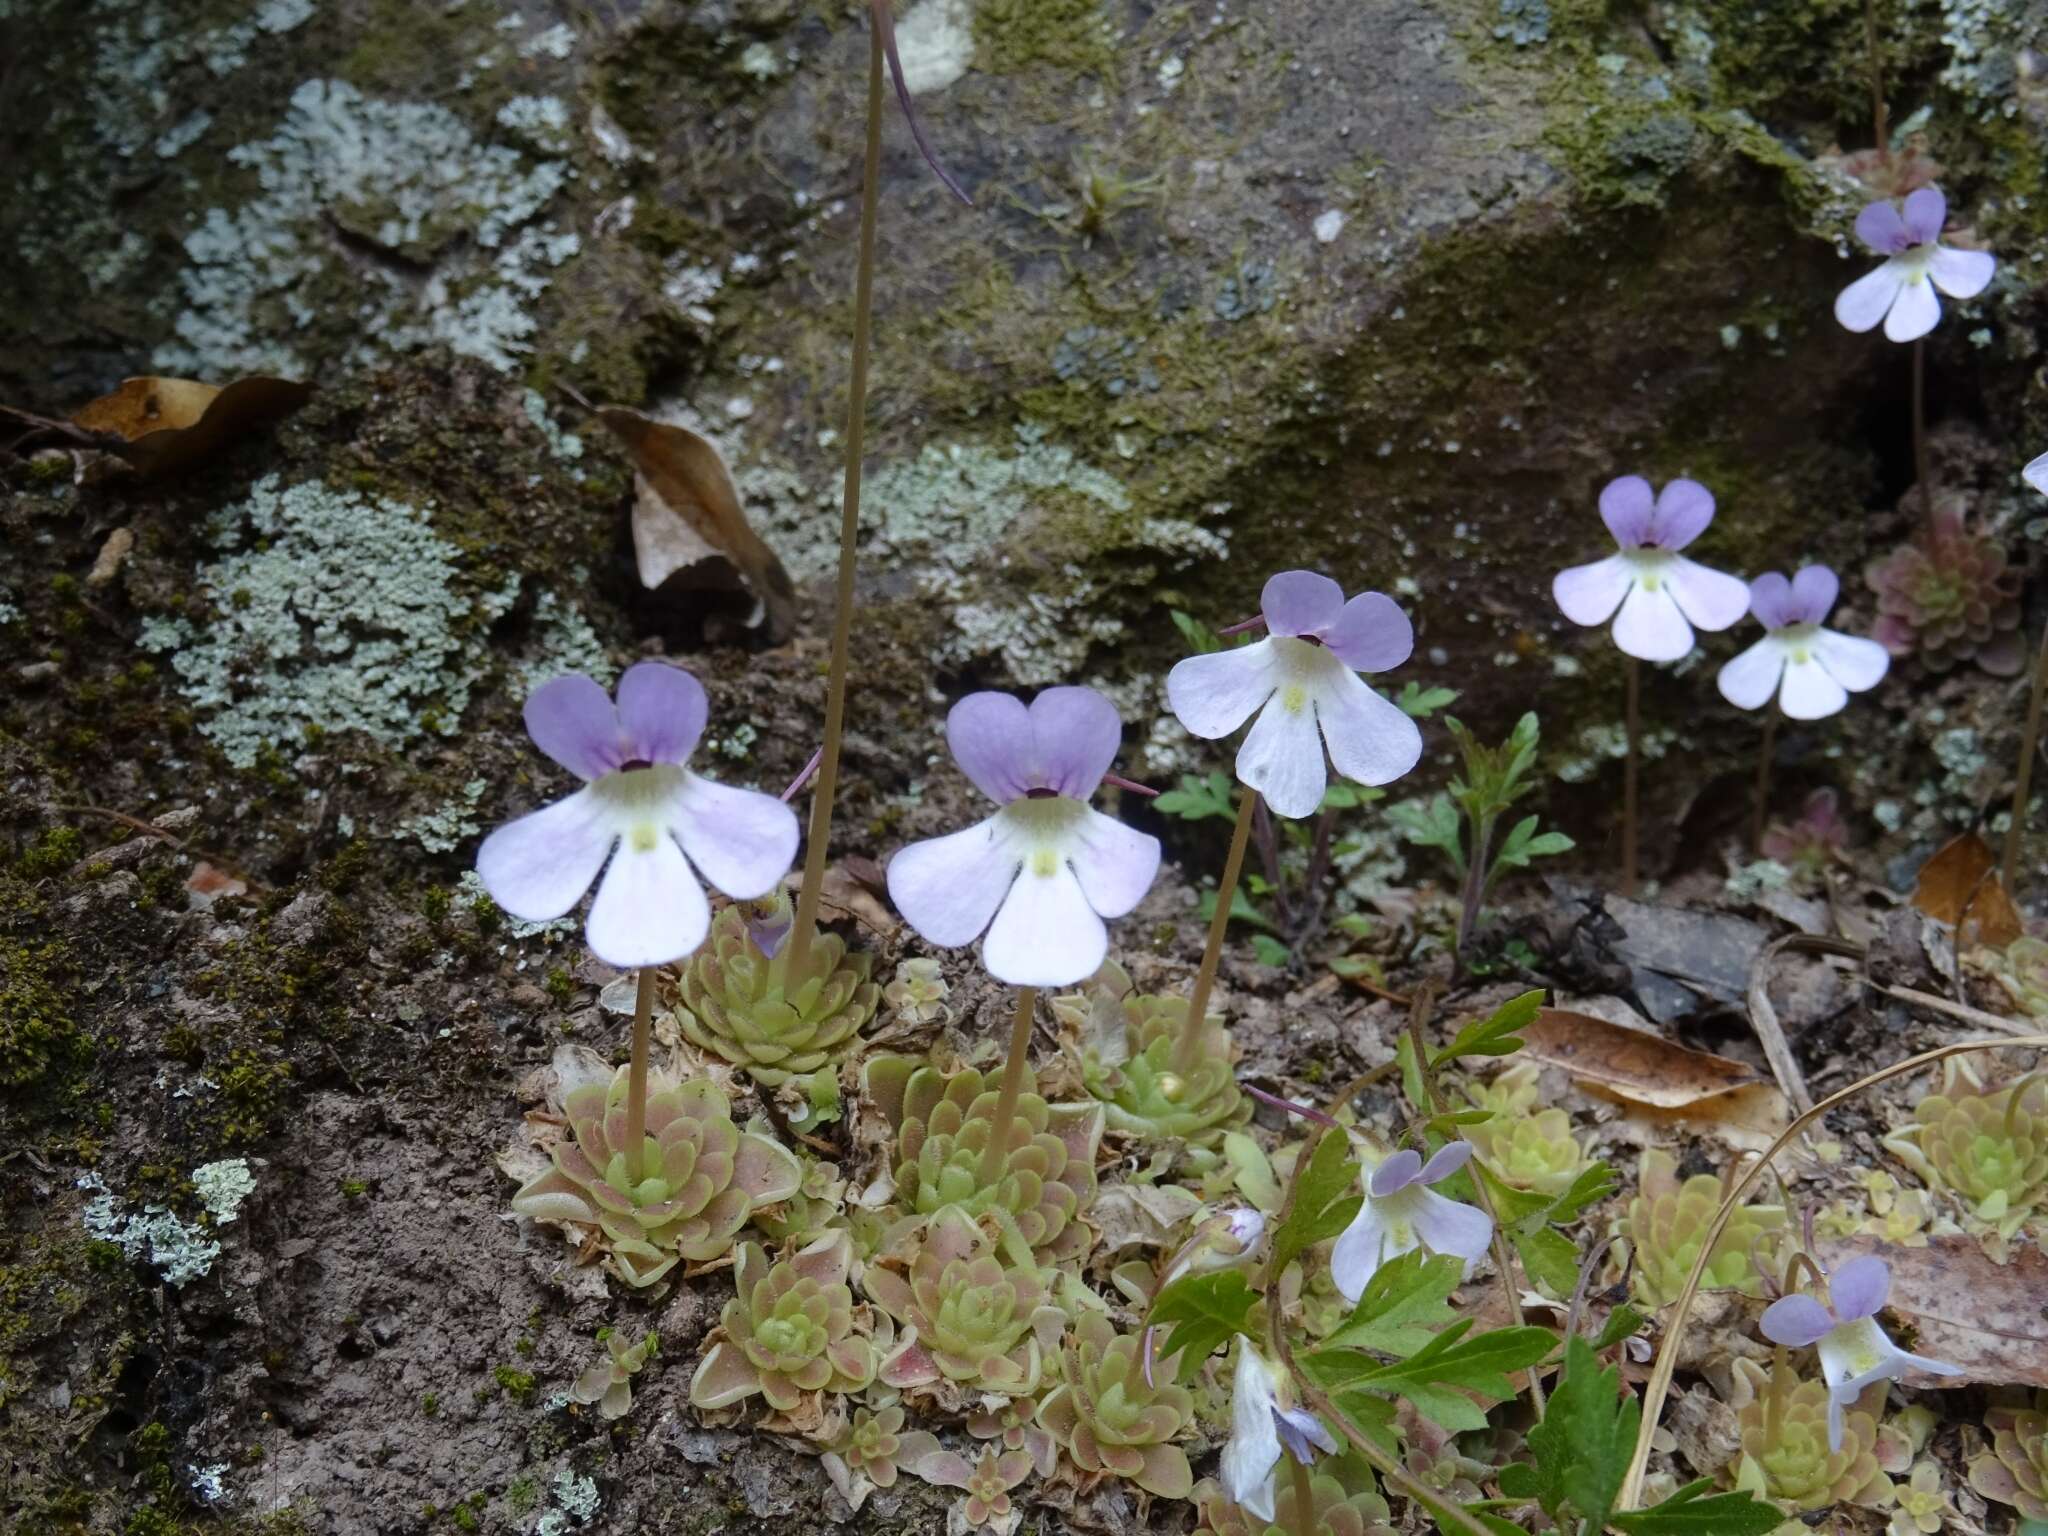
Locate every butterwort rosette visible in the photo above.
<box><xmin>886</xmin><ymin>687</ymin><xmax>1161</xmax><ymax>988</ymax></box>
<box><xmin>1758</xmin><ymin>1254</ymin><xmax>1963</xmax><ymax>1453</ymax></box>
<box><xmin>1552</xmin><ymin>475</ymin><xmax>1749</xmax><ymax>662</ymax></box>
<box><xmin>476</xmin><ymin>662</ymin><xmax>800</xmax><ymax>967</ymax></box>
<box><xmin>1835</xmin><ymin>187</ymin><xmax>1996</xmax><ymax>344</ymax></box>
<box><xmin>1716</xmin><ymin>566</ymin><xmax>1889</xmax><ymax>720</ymax></box>
<box><xmin>1166</xmin><ymin>570</ymin><xmax>1423</xmax><ymax>819</ymax></box>
<box><xmin>1330</xmin><ymin>1142</ymin><xmax>1493</xmax><ymax>1303</ymax></box>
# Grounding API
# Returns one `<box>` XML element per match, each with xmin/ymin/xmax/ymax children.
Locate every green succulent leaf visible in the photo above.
<box><xmin>1146</xmin><ymin>1271</ymin><xmax>1258</xmax><ymax>1376</ymax></box>
<box><xmin>1317</xmin><ymin>1248</ymin><xmax>1461</xmax><ymax>1357</ymax></box>
<box><xmin>1269</xmin><ymin>1127</ymin><xmax>1362</xmax><ymax>1278</ymax></box>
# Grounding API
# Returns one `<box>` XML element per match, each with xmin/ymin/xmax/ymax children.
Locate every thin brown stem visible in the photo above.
<box><xmin>1863</xmin><ymin>0</ymin><xmax>1889</xmax><ymax>163</ymax></box>
<box><xmin>2002</xmin><ymin>623</ymin><xmax>2048</xmax><ymax>890</ymax></box>
<box><xmin>624</xmin><ymin>966</ymin><xmax>656</xmax><ymax>1184</ymax></box>
<box><xmin>1622</xmin><ymin>656</ymin><xmax>1640</xmax><ymax>899</ymax></box>
<box><xmin>975</xmin><ymin>987</ymin><xmax>1039</xmax><ymax>1189</ymax></box>
<box><xmin>1912</xmin><ymin>337</ymin><xmax>1933</xmax><ymax>537</ymax></box>
<box><xmin>1751</xmin><ymin>705</ymin><xmax>1779</xmax><ymax>855</ymax></box>
<box><xmin>784</xmin><ymin>21</ymin><xmax>885</xmax><ymax>987</ymax></box>
<box><xmin>1178</xmin><ymin>787</ymin><xmax>1260</xmax><ymax>1072</ymax></box>
<box><xmin>1453</xmin><ymin>812</ymin><xmax>1496</xmax><ymax>974</ymax></box>
<box><xmin>1289</xmin><ymin>1453</ymin><xmax>1317</xmax><ymax>1536</ymax></box>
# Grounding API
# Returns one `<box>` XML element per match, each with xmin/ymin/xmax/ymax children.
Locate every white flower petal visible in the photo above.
<box><xmin>1064</xmin><ymin>806</ymin><xmax>1161</xmax><ymax>921</ymax></box>
<box><xmin>1315</xmin><ymin>668</ymin><xmax>1423</xmax><ymax>789</ymax></box>
<box><xmin>1167</xmin><ymin>640</ymin><xmax>1280</xmax><ymax>739</ymax></box>
<box><xmin>1777</xmin><ymin>655</ymin><xmax>1849</xmax><ymax>720</ymax></box>
<box><xmin>1664</xmin><ymin>557</ymin><xmax>1751</xmax><ymax>633</ymax></box>
<box><xmin>1553</xmin><ymin>554</ymin><xmax>1634</xmax><ymax>626</ymax></box>
<box><xmin>1716</xmin><ymin>636</ymin><xmax>1786</xmax><ymax>711</ymax></box>
<box><xmin>1409</xmin><ymin>1188</ymin><xmax>1494</xmax><ymax>1271</ymax></box>
<box><xmin>982</xmin><ymin>859</ymin><xmax>1106</xmax><ymax>987</ymax></box>
<box><xmin>1223</xmin><ymin>1349</ymin><xmax>1283</xmax><ymax>1522</ymax></box>
<box><xmin>1929</xmin><ymin>246</ymin><xmax>1995</xmax><ymax>299</ymax></box>
<box><xmin>1884</xmin><ymin>276</ymin><xmax>1940</xmax><ymax>342</ymax></box>
<box><xmin>887</xmin><ymin>817</ymin><xmax>1020</xmax><ymax>948</ymax></box>
<box><xmin>2025</xmin><ymin>451</ymin><xmax>2048</xmax><ymax>499</ymax></box>
<box><xmin>1237</xmin><ymin>692</ymin><xmax>1329</xmax><ymax>819</ymax></box>
<box><xmin>475</xmin><ymin>788</ymin><xmax>615</xmax><ymax>921</ymax></box>
<box><xmin>1814</xmin><ymin>629</ymin><xmax>1890</xmax><ymax>693</ymax></box>
<box><xmin>1611</xmin><ymin>581</ymin><xmax>1694</xmax><ymax>662</ymax></box>
<box><xmin>668</xmin><ymin>773</ymin><xmax>800</xmax><ymax>898</ymax></box>
<box><xmin>586</xmin><ymin>832</ymin><xmax>710</xmax><ymax>967</ymax></box>
<box><xmin>1330</xmin><ymin>1202</ymin><xmax>1409</xmax><ymax>1304</ymax></box>
<box><xmin>1835</xmin><ymin>262</ymin><xmax>1904</xmax><ymax>333</ymax></box>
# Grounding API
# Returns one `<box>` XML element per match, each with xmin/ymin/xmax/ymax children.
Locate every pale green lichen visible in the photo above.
<box><xmin>192</xmin><ymin>1157</ymin><xmax>257</xmax><ymax>1223</ymax></box>
<box><xmin>511</xmin><ymin>589</ymin><xmax>612</xmax><ymax>694</ymax></box>
<box><xmin>79</xmin><ymin>1174</ymin><xmax>222</xmax><ymax>1288</ymax></box>
<box><xmin>400</xmin><ymin>779</ymin><xmax>488</xmax><ymax>854</ymax></box>
<box><xmin>138</xmin><ymin>474</ymin><xmax>517</xmax><ymax>768</ymax></box>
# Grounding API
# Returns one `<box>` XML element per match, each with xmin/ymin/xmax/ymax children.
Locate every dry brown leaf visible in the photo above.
<box><xmin>70</xmin><ymin>375</ymin><xmax>311</xmax><ymax>475</ymax></box>
<box><xmin>86</xmin><ymin>526</ymin><xmax>134</xmax><ymax>587</ymax></box>
<box><xmin>1911</xmin><ymin>832</ymin><xmax>2023</xmax><ymax>947</ymax></box>
<box><xmin>1821</xmin><ymin>1234</ymin><xmax>2048</xmax><ymax>1389</ymax></box>
<box><xmin>1522</xmin><ymin>1008</ymin><xmax>1766</xmax><ymax>1109</ymax></box>
<box><xmin>595</xmin><ymin>406</ymin><xmax>798</xmax><ymax>643</ymax></box>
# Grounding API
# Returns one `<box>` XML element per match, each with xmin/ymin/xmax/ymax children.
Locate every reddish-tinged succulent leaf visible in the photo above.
<box><xmin>688</xmin><ymin>1340</ymin><xmax>763</xmax><ymax>1408</ymax></box>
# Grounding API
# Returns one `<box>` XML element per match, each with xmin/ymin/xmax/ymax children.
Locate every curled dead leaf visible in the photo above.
<box><xmin>87</xmin><ymin>527</ymin><xmax>135</xmax><ymax>588</ymax></box>
<box><xmin>1821</xmin><ymin>1234</ymin><xmax>2048</xmax><ymax>1389</ymax></box>
<box><xmin>1911</xmin><ymin>832</ymin><xmax>2023</xmax><ymax>948</ymax></box>
<box><xmin>69</xmin><ymin>375</ymin><xmax>311</xmax><ymax>476</ymax></box>
<box><xmin>595</xmin><ymin>406</ymin><xmax>798</xmax><ymax>643</ymax></box>
<box><xmin>1522</xmin><ymin>1008</ymin><xmax>1765</xmax><ymax>1109</ymax></box>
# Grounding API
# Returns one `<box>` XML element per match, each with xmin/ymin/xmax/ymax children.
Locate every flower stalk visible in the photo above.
<box><xmin>1623</xmin><ymin>655</ymin><xmax>1640</xmax><ymax>899</ymax></box>
<box><xmin>785</xmin><ymin>19</ymin><xmax>885</xmax><ymax>988</ymax></box>
<box><xmin>2003</xmin><ymin>625</ymin><xmax>2048</xmax><ymax>890</ymax></box>
<box><xmin>626</xmin><ymin>965</ymin><xmax>656</xmax><ymax>1182</ymax></box>
<box><xmin>1180</xmin><ymin>786</ymin><xmax>1260</xmax><ymax>1074</ymax></box>
<box><xmin>975</xmin><ymin>986</ymin><xmax>1040</xmax><ymax>1189</ymax></box>
<box><xmin>1752</xmin><ymin>703</ymin><xmax>1778</xmax><ymax>856</ymax></box>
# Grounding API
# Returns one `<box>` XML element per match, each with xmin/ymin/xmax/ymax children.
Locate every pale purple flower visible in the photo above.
<box><xmin>1330</xmin><ymin>1142</ymin><xmax>1493</xmax><ymax>1304</ymax></box>
<box><xmin>1716</xmin><ymin>566</ymin><xmax>1890</xmax><ymax>720</ymax></box>
<box><xmin>2025</xmin><ymin>450</ymin><xmax>2048</xmax><ymax>499</ymax></box>
<box><xmin>475</xmin><ymin>663</ymin><xmax>800</xmax><ymax>968</ymax></box>
<box><xmin>1758</xmin><ymin>1254</ymin><xmax>1963</xmax><ymax>1453</ymax></box>
<box><xmin>886</xmin><ymin>687</ymin><xmax>1161</xmax><ymax>989</ymax></box>
<box><xmin>1221</xmin><ymin>1344</ymin><xmax>1337</xmax><ymax>1522</ymax></box>
<box><xmin>1552</xmin><ymin>476</ymin><xmax>1750</xmax><ymax>662</ymax></box>
<box><xmin>1835</xmin><ymin>187</ymin><xmax>1996</xmax><ymax>343</ymax></box>
<box><xmin>1159</xmin><ymin>1207</ymin><xmax>1268</xmax><ymax>1289</ymax></box>
<box><xmin>1165</xmin><ymin>571</ymin><xmax>1422</xmax><ymax>819</ymax></box>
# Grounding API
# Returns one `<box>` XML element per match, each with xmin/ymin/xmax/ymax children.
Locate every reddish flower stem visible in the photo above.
<box><xmin>975</xmin><ymin>986</ymin><xmax>1038</xmax><ymax>1189</ymax></box>
<box><xmin>1177</xmin><ymin>786</ymin><xmax>1260</xmax><ymax>1072</ymax></box>
<box><xmin>624</xmin><ymin>966</ymin><xmax>656</xmax><ymax>1183</ymax></box>
<box><xmin>1622</xmin><ymin>656</ymin><xmax>1640</xmax><ymax>899</ymax></box>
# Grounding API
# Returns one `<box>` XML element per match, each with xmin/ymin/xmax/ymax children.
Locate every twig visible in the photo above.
<box><xmin>51</xmin><ymin>803</ymin><xmax>271</xmax><ymax>895</ymax></box>
<box><xmin>1743</xmin><ymin>933</ymin><xmax>1863</xmax><ymax>1115</ymax></box>
<box><xmin>1876</xmin><ymin>981</ymin><xmax>2042</xmax><ymax>1038</ymax></box>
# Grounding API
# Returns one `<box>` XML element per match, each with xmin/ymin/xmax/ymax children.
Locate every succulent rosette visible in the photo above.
<box><xmin>569</xmin><ymin>1328</ymin><xmax>657</xmax><ymax>1420</ymax></box>
<box><xmin>887</xmin><ymin>687</ymin><xmax>1161</xmax><ymax>988</ymax></box>
<box><xmin>1036</xmin><ymin>1312</ymin><xmax>1194</xmax><ymax>1497</ymax></box>
<box><xmin>866</xmin><ymin>1207</ymin><xmax>1066</xmax><ymax>1399</ymax></box>
<box><xmin>1464</xmin><ymin>1062</ymin><xmax>1590</xmax><ymax>1197</ymax></box>
<box><xmin>509</xmin><ymin>1048</ymin><xmax>801</xmax><ymax>1287</ymax></box>
<box><xmin>1055</xmin><ymin>961</ymin><xmax>1250</xmax><ymax>1148</ymax></box>
<box><xmin>1865</xmin><ymin>501</ymin><xmax>2023</xmax><ymax>675</ymax></box>
<box><xmin>677</xmin><ymin>896</ymin><xmax>880</xmax><ymax>1086</ymax></box>
<box><xmin>476</xmin><ymin>663</ymin><xmax>800</xmax><ymax>966</ymax></box>
<box><xmin>1196</xmin><ymin>1468</ymin><xmax>1396</xmax><ymax>1536</ymax></box>
<box><xmin>1613</xmin><ymin>1148</ymin><xmax>1784</xmax><ymax>1306</ymax></box>
<box><xmin>1729</xmin><ymin>1359</ymin><xmax>1896</xmax><ymax>1512</ymax></box>
<box><xmin>1882</xmin><ymin>1059</ymin><xmax>2048</xmax><ymax>1237</ymax></box>
<box><xmin>689</xmin><ymin>1231</ymin><xmax>878</xmax><ymax>1414</ymax></box>
<box><xmin>1969</xmin><ymin>1394</ymin><xmax>2048</xmax><ymax>1519</ymax></box>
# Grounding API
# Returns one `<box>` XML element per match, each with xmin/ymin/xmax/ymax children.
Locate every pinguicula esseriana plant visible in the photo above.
<box><xmin>886</xmin><ymin>686</ymin><xmax>1159</xmax><ymax>1204</ymax></box>
<box><xmin>1462</xmin><ymin>1062</ymin><xmax>1591</xmax><ymax>1197</ymax></box>
<box><xmin>1882</xmin><ymin>1057</ymin><xmax>2048</xmax><ymax>1240</ymax></box>
<box><xmin>1035</xmin><ymin>1311</ymin><xmax>1195</xmax><ymax>1497</ymax></box>
<box><xmin>1724</xmin><ymin>1355</ymin><xmax>1899</xmax><ymax>1513</ymax></box>
<box><xmin>688</xmin><ymin>1230</ymin><xmax>878</xmax><ymax>1422</ymax></box>
<box><xmin>863</xmin><ymin>1052</ymin><xmax>1101</xmax><ymax>1265</ymax></box>
<box><xmin>569</xmin><ymin>1327</ymin><xmax>657</xmax><ymax>1421</ymax></box>
<box><xmin>1715</xmin><ymin>566</ymin><xmax>1889</xmax><ymax>850</ymax></box>
<box><xmin>1328</xmin><ymin>1142</ymin><xmax>1492</xmax><ymax>1304</ymax></box>
<box><xmin>1165</xmin><ymin>570</ymin><xmax>1420</xmax><ymax>1067</ymax></box>
<box><xmin>1612</xmin><ymin>1147</ymin><xmax>1785</xmax><ymax>1305</ymax></box>
<box><xmin>478</xmin><ymin>662</ymin><xmax>800</xmax><ymax>1280</ymax></box>
<box><xmin>1552</xmin><ymin>476</ymin><xmax>1747</xmax><ymax>895</ymax></box>
<box><xmin>1969</xmin><ymin>1393</ymin><xmax>2048</xmax><ymax>1521</ymax></box>
<box><xmin>1834</xmin><ymin>188</ymin><xmax>1995</xmax><ymax>345</ymax></box>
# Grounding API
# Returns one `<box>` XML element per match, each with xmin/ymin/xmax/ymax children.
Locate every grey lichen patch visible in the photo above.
<box><xmin>399</xmin><ymin>778</ymin><xmax>488</xmax><ymax>854</ymax></box>
<box><xmin>138</xmin><ymin>474</ymin><xmax>517</xmax><ymax>769</ymax></box>
<box><xmin>159</xmin><ymin>76</ymin><xmax>576</xmax><ymax>375</ymax></box>
<box><xmin>511</xmin><ymin>589</ymin><xmax>612</xmax><ymax>694</ymax></box>
<box><xmin>79</xmin><ymin>1173</ymin><xmax>222</xmax><ymax>1288</ymax></box>
<box><xmin>192</xmin><ymin>1157</ymin><xmax>258</xmax><ymax>1223</ymax></box>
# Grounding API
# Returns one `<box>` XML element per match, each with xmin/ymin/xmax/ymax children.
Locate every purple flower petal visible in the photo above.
<box><xmin>1028</xmin><ymin>685</ymin><xmax>1123</xmax><ymax>798</ymax></box>
<box><xmin>1065</xmin><ymin>806</ymin><xmax>1161</xmax><ymax>921</ymax></box>
<box><xmin>1748</xmin><ymin>571</ymin><xmax>1795</xmax><ymax>630</ymax></box>
<box><xmin>1554</xmin><ymin>554</ymin><xmax>1634</xmax><ymax>627</ymax></box>
<box><xmin>1409</xmin><ymin>1187</ymin><xmax>1494</xmax><ymax>1266</ymax></box>
<box><xmin>1664</xmin><ymin>557</ymin><xmax>1751</xmax><ymax>633</ymax></box>
<box><xmin>947</xmin><ymin>692</ymin><xmax>1035</xmax><ymax>804</ymax></box>
<box><xmin>586</xmin><ymin>832</ymin><xmax>711</xmax><ymax>967</ymax></box>
<box><xmin>1814</xmin><ymin>630</ymin><xmax>1889</xmax><ymax>693</ymax></box>
<box><xmin>1321</xmin><ymin>592</ymin><xmax>1414</xmax><ymax>672</ymax></box>
<box><xmin>1599</xmin><ymin>475</ymin><xmax>1656</xmax><ymax>547</ymax></box>
<box><xmin>475</xmin><ymin>788</ymin><xmax>615</xmax><ymax>919</ymax></box>
<box><xmin>1261</xmin><ymin>570</ymin><xmax>1346</xmax><ymax>637</ymax></box>
<box><xmin>1759</xmin><ymin>1293</ymin><xmax>1834</xmax><ymax>1348</ymax></box>
<box><xmin>1273</xmin><ymin>1405</ymin><xmax>1336</xmax><ymax>1464</ymax></box>
<box><xmin>1788</xmin><ymin>565</ymin><xmax>1839</xmax><ymax>625</ymax></box>
<box><xmin>1315</xmin><ymin>669</ymin><xmax>1423</xmax><ymax>792</ymax></box>
<box><xmin>1827</xmin><ymin>1255</ymin><xmax>1891</xmax><ymax>1320</ymax></box>
<box><xmin>1418</xmin><ymin>1140</ymin><xmax>1474</xmax><ymax>1184</ymax></box>
<box><xmin>1929</xmin><ymin>246</ymin><xmax>1995</xmax><ymax>299</ymax></box>
<box><xmin>1611</xmin><ymin>581</ymin><xmax>1694</xmax><ymax>663</ymax></box>
<box><xmin>669</xmin><ymin>775</ymin><xmax>801</xmax><ymax>899</ymax></box>
<box><xmin>615</xmin><ymin>661</ymin><xmax>708</xmax><ymax>766</ymax></box>
<box><xmin>1168</xmin><ymin>641</ymin><xmax>1280</xmax><ymax>740</ymax></box>
<box><xmin>1836</xmin><ymin>262</ymin><xmax>1905</xmax><ymax>333</ymax></box>
<box><xmin>1779</xmin><ymin>656</ymin><xmax>1849</xmax><ymax>720</ymax></box>
<box><xmin>1716</xmin><ymin>636</ymin><xmax>1786</xmax><ymax>712</ymax></box>
<box><xmin>1330</xmin><ymin>1203</ymin><xmax>1398</xmax><ymax>1302</ymax></box>
<box><xmin>525</xmin><ymin>674</ymin><xmax>625</xmax><ymax>781</ymax></box>
<box><xmin>1237</xmin><ymin>693</ymin><xmax>1328</xmax><ymax>819</ymax></box>
<box><xmin>1369</xmin><ymin>1148</ymin><xmax>1424</xmax><ymax>1197</ymax></box>
<box><xmin>887</xmin><ymin>817</ymin><xmax>1020</xmax><ymax>947</ymax></box>
<box><xmin>982</xmin><ymin>860</ymin><xmax>1106</xmax><ymax>987</ymax></box>
<box><xmin>1901</xmin><ymin>185</ymin><xmax>1946</xmax><ymax>246</ymax></box>
<box><xmin>1894</xmin><ymin>1349</ymin><xmax>1965</xmax><ymax>1379</ymax></box>
<box><xmin>2029</xmin><ymin>452</ymin><xmax>2048</xmax><ymax>499</ymax></box>
<box><xmin>1885</xmin><ymin>277</ymin><xmax>1940</xmax><ymax>342</ymax></box>
<box><xmin>1855</xmin><ymin>199</ymin><xmax>1912</xmax><ymax>256</ymax></box>
<box><xmin>1647</xmin><ymin>479</ymin><xmax>1715</xmax><ymax>550</ymax></box>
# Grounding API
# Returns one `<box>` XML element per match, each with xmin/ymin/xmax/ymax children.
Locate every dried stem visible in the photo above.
<box><xmin>1913</xmin><ymin>336</ymin><xmax>1934</xmax><ymax>536</ymax></box>
<box><xmin>1453</xmin><ymin>812</ymin><xmax>1496</xmax><ymax>973</ymax></box>
<box><xmin>1863</xmin><ymin>0</ymin><xmax>1889</xmax><ymax>163</ymax></box>
<box><xmin>1252</xmin><ymin>795</ymin><xmax>1292</xmax><ymax>935</ymax></box>
<box><xmin>975</xmin><ymin>986</ymin><xmax>1039</xmax><ymax>1189</ymax></box>
<box><xmin>2002</xmin><ymin>622</ymin><xmax>2048</xmax><ymax>890</ymax></box>
<box><xmin>1178</xmin><ymin>787</ymin><xmax>1260</xmax><ymax>1073</ymax></box>
<box><xmin>784</xmin><ymin>21</ymin><xmax>885</xmax><ymax>987</ymax></box>
<box><xmin>1751</xmin><ymin>704</ymin><xmax>1779</xmax><ymax>855</ymax></box>
<box><xmin>1622</xmin><ymin>656</ymin><xmax>1640</xmax><ymax>899</ymax></box>
<box><xmin>624</xmin><ymin>966</ymin><xmax>656</xmax><ymax>1183</ymax></box>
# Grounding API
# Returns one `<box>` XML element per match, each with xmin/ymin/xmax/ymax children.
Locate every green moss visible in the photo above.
<box><xmin>492</xmin><ymin>1364</ymin><xmax>537</xmax><ymax>1404</ymax></box>
<box><xmin>16</xmin><ymin>825</ymin><xmax>82</xmax><ymax>879</ymax></box>
<box><xmin>506</xmin><ymin>1477</ymin><xmax>539</xmax><ymax>1515</ymax></box>
<box><xmin>974</xmin><ymin>0</ymin><xmax>1116</xmax><ymax>74</ymax></box>
<box><xmin>0</xmin><ymin>936</ymin><xmax>83</xmax><ymax>1089</ymax></box>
